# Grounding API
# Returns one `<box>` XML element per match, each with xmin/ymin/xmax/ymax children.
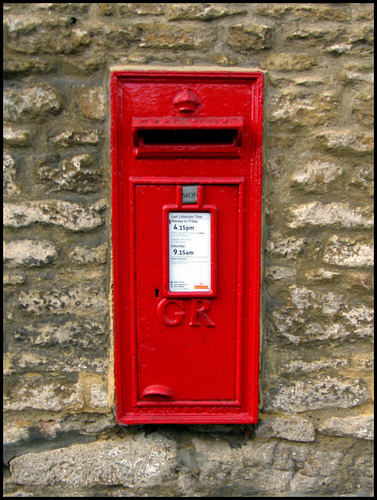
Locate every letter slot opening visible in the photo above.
<box><xmin>132</xmin><ymin>116</ymin><xmax>243</xmax><ymax>158</ymax></box>
<box><xmin>139</xmin><ymin>128</ymin><xmax>237</xmax><ymax>146</ymax></box>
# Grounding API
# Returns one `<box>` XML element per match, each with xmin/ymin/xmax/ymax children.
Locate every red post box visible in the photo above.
<box><xmin>111</xmin><ymin>68</ymin><xmax>264</xmax><ymax>424</ymax></box>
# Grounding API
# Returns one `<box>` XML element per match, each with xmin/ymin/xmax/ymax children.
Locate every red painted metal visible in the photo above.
<box><xmin>111</xmin><ymin>69</ymin><xmax>264</xmax><ymax>424</ymax></box>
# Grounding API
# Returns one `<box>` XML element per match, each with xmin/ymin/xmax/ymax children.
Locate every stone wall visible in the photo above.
<box><xmin>3</xmin><ymin>3</ymin><xmax>374</xmax><ymax>496</ymax></box>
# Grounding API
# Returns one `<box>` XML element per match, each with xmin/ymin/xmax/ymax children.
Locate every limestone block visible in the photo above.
<box><xmin>4</xmin><ymin>199</ymin><xmax>105</xmax><ymax>231</ymax></box>
<box><xmin>78</xmin><ymin>87</ymin><xmax>106</xmax><ymax>120</ymax></box>
<box><xmin>68</xmin><ymin>244</ymin><xmax>107</xmax><ymax>265</ymax></box>
<box><xmin>255</xmin><ymin>416</ymin><xmax>315</xmax><ymax>442</ymax></box>
<box><xmin>4</xmin><ymin>376</ymin><xmax>84</xmax><ymax>412</ymax></box>
<box><xmin>287</xmin><ymin>202</ymin><xmax>373</xmax><ymax>228</ymax></box>
<box><xmin>267</xmin><ymin>233</ymin><xmax>307</xmax><ymax>259</ymax></box>
<box><xmin>261</xmin><ymin>53</ymin><xmax>318</xmax><ymax>71</ymax></box>
<box><xmin>255</xmin><ymin>5</ymin><xmax>293</xmax><ymax>17</ymax></box>
<box><xmin>342</xmin><ymin>305</ymin><xmax>374</xmax><ymax>337</ymax></box>
<box><xmin>257</xmin><ymin>4</ymin><xmax>350</xmax><ymax>21</ymax></box>
<box><xmin>4</xmin><ymin>351</ymin><xmax>108</xmax><ymax>376</ymax></box>
<box><xmin>32</xmin><ymin>4</ymin><xmax>90</xmax><ymax>13</ymax></box>
<box><xmin>37</xmin><ymin>153</ymin><xmax>103</xmax><ymax>193</ymax></box>
<box><xmin>9</xmin><ymin>434</ymin><xmax>178</xmax><ymax>487</ymax></box>
<box><xmin>338</xmin><ymin>62</ymin><xmax>374</xmax><ymax>84</ymax></box>
<box><xmin>3</xmin><ymin>84</ymin><xmax>62</xmax><ymax>122</ymax></box>
<box><xmin>292</xmin><ymin>4</ymin><xmax>351</xmax><ymax>21</ymax></box>
<box><xmin>118</xmin><ymin>4</ymin><xmax>164</xmax><ymax>16</ymax></box>
<box><xmin>278</xmin><ymin>440</ymin><xmax>372</xmax><ymax>495</ymax></box>
<box><xmin>78</xmin><ymin>87</ymin><xmax>105</xmax><ymax>120</ymax></box>
<box><xmin>318</xmin><ymin>414</ymin><xmax>374</xmax><ymax>440</ymax></box>
<box><xmin>89</xmin><ymin>383</ymin><xmax>109</xmax><ymax>408</ymax></box>
<box><xmin>268</xmin><ymin>89</ymin><xmax>339</xmax><ymax>127</ymax></box>
<box><xmin>339</xmin><ymin>63</ymin><xmax>374</xmax><ymax>85</ymax></box>
<box><xmin>15</xmin><ymin>320</ymin><xmax>108</xmax><ymax>349</ymax></box>
<box><xmin>352</xmin><ymin>92</ymin><xmax>374</xmax><ymax>127</ymax></box>
<box><xmin>192</xmin><ymin>435</ymin><xmax>274</xmax><ymax>468</ymax></box>
<box><xmin>4</xmin><ymin>15</ymin><xmax>90</xmax><ymax>54</ymax></box>
<box><xmin>227</xmin><ymin>24</ymin><xmax>273</xmax><ymax>52</ymax></box>
<box><xmin>167</xmin><ymin>4</ymin><xmax>246</xmax><ymax>21</ymax></box>
<box><xmin>304</xmin><ymin>268</ymin><xmax>340</xmax><ymax>281</ymax></box>
<box><xmin>3</xmin><ymin>274</ymin><xmax>26</xmax><ymax>286</ymax></box>
<box><xmin>316</xmin><ymin>129</ymin><xmax>374</xmax><ymax>154</ymax></box>
<box><xmin>350</xmin><ymin>165</ymin><xmax>374</xmax><ymax>195</ymax></box>
<box><xmin>282</xmin><ymin>358</ymin><xmax>349</xmax><ymax>376</ymax></box>
<box><xmin>270</xmin><ymin>284</ymin><xmax>373</xmax><ymax>343</ymax></box>
<box><xmin>191</xmin><ymin>437</ymin><xmax>289</xmax><ymax>492</ymax></box>
<box><xmin>323</xmin><ymin>235</ymin><xmax>374</xmax><ymax>267</ymax></box>
<box><xmin>18</xmin><ymin>285</ymin><xmax>107</xmax><ymax>316</ymax></box>
<box><xmin>139</xmin><ymin>23</ymin><xmax>217</xmax><ymax>50</ymax></box>
<box><xmin>3</xmin><ymin>57</ymin><xmax>53</xmax><ymax>76</ymax></box>
<box><xmin>3</xmin><ymin>152</ymin><xmax>20</xmax><ymax>197</ymax></box>
<box><xmin>285</xmin><ymin>26</ymin><xmax>344</xmax><ymax>45</ymax></box>
<box><xmin>88</xmin><ymin>26</ymin><xmax>141</xmax><ymax>53</ymax></box>
<box><xmin>4</xmin><ymin>239</ymin><xmax>58</xmax><ymax>267</ymax></box>
<box><xmin>49</xmin><ymin>129</ymin><xmax>100</xmax><ymax>147</ymax></box>
<box><xmin>3</xmin><ymin>125</ymin><xmax>31</xmax><ymax>146</ymax></box>
<box><xmin>290</xmin><ymin>160</ymin><xmax>343</xmax><ymax>193</ymax></box>
<box><xmin>3</xmin><ymin>418</ymin><xmax>97</xmax><ymax>466</ymax></box>
<box><xmin>265</xmin><ymin>266</ymin><xmax>296</xmax><ymax>282</ymax></box>
<box><xmin>263</xmin><ymin>376</ymin><xmax>370</xmax><ymax>412</ymax></box>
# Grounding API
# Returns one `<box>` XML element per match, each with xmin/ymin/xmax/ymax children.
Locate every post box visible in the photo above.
<box><xmin>111</xmin><ymin>68</ymin><xmax>264</xmax><ymax>424</ymax></box>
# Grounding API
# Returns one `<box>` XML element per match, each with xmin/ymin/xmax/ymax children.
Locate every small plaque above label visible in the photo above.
<box><xmin>182</xmin><ymin>185</ymin><xmax>198</xmax><ymax>205</ymax></box>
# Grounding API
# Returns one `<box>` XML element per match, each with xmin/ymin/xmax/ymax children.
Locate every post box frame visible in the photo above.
<box><xmin>111</xmin><ymin>67</ymin><xmax>264</xmax><ymax>424</ymax></box>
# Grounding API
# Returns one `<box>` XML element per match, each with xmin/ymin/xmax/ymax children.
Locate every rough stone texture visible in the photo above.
<box><xmin>323</xmin><ymin>235</ymin><xmax>374</xmax><ymax>267</ymax></box>
<box><xmin>36</xmin><ymin>153</ymin><xmax>103</xmax><ymax>193</ymax></box>
<box><xmin>255</xmin><ymin>416</ymin><xmax>315</xmax><ymax>442</ymax></box>
<box><xmin>318</xmin><ymin>414</ymin><xmax>374</xmax><ymax>441</ymax></box>
<box><xmin>227</xmin><ymin>24</ymin><xmax>273</xmax><ymax>52</ymax></box>
<box><xmin>68</xmin><ymin>244</ymin><xmax>107</xmax><ymax>265</ymax></box>
<box><xmin>3</xmin><ymin>376</ymin><xmax>84</xmax><ymax>412</ymax></box>
<box><xmin>139</xmin><ymin>24</ymin><xmax>217</xmax><ymax>50</ymax></box>
<box><xmin>290</xmin><ymin>160</ymin><xmax>343</xmax><ymax>193</ymax></box>
<box><xmin>4</xmin><ymin>239</ymin><xmax>58</xmax><ymax>267</ymax></box>
<box><xmin>264</xmin><ymin>377</ymin><xmax>370</xmax><ymax>413</ymax></box>
<box><xmin>6</xmin><ymin>433</ymin><xmax>373</xmax><ymax>496</ymax></box>
<box><xmin>167</xmin><ymin>4</ymin><xmax>247</xmax><ymax>21</ymax></box>
<box><xmin>266</xmin><ymin>233</ymin><xmax>307</xmax><ymax>259</ymax></box>
<box><xmin>78</xmin><ymin>87</ymin><xmax>106</xmax><ymax>120</ymax></box>
<box><xmin>18</xmin><ymin>285</ymin><xmax>107</xmax><ymax>315</ymax></box>
<box><xmin>270</xmin><ymin>284</ymin><xmax>374</xmax><ymax>344</ymax></box>
<box><xmin>261</xmin><ymin>53</ymin><xmax>318</xmax><ymax>71</ymax></box>
<box><xmin>3</xmin><ymin>274</ymin><xmax>26</xmax><ymax>286</ymax></box>
<box><xmin>10</xmin><ymin>435</ymin><xmax>179</xmax><ymax>488</ymax></box>
<box><xmin>268</xmin><ymin>89</ymin><xmax>340</xmax><ymax>127</ymax></box>
<box><xmin>350</xmin><ymin>165</ymin><xmax>374</xmax><ymax>197</ymax></box>
<box><xmin>14</xmin><ymin>320</ymin><xmax>108</xmax><ymax>349</ymax></box>
<box><xmin>3</xmin><ymin>84</ymin><xmax>62</xmax><ymax>122</ymax></box>
<box><xmin>3</xmin><ymin>152</ymin><xmax>20</xmax><ymax>197</ymax></box>
<box><xmin>316</xmin><ymin>129</ymin><xmax>374</xmax><ymax>154</ymax></box>
<box><xmin>3</xmin><ymin>2</ymin><xmax>374</xmax><ymax>497</ymax></box>
<box><xmin>4</xmin><ymin>200</ymin><xmax>106</xmax><ymax>231</ymax></box>
<box><xmin>49</xmin><ymin>129</ymin><xmax>100</xmax><ymax>147</ymax></box>
<box><xmin>287</xmin><ymin>202</ymin><xmax>373</xmax><ymax>228</ymax></box>
<box><xmin>4</xmin><ymin>125</ymin><xmax>32</xmax><ymax>147</ymax></box>
<box><xmin>4</xmin><ymin>16</ymin><xmax>90</xmax><ymax>55</ymax></box>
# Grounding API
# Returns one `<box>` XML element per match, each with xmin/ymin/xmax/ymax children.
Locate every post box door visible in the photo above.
<box><xmin>135</xmin><ymin>183</ymin><xmax>240</xmax><ymax>403</ymax></box>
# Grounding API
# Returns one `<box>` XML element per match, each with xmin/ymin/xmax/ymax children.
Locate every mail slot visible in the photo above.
<box><xmin>111</xmin><ymin>68</ymin><xmax>264</xmax><ymax>424</ymax></box>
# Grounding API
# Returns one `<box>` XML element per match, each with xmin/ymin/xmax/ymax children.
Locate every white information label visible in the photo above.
<box><xmin>169</xmin><ymin>212</ymin><xmax>211</xmax><ymax>292</ymax></box>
